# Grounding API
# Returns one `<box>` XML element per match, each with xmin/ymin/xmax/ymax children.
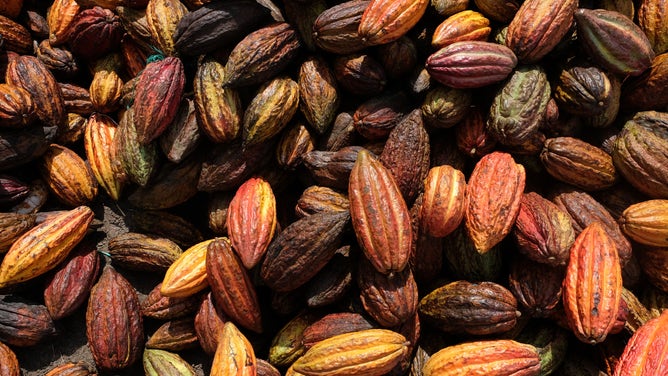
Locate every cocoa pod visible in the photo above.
<box><xmin>638</xmin><ymin>0</ymin><xmax>668</xmax><ymax>55</ymax></box>
<box><xmin>145</xmin><ymin>318</ymin><xmax>198</xmax><ymax>352</ymax></box>
<box><xmin>47</xmin><ymin>0</ymin><xmax>80</xmax><ymax>45</ymax></box>
<box><xmin>0</xmin><ymin>15</ymin><xmax>32</xmax><ymax>54</ymax></box>
<box><xmin>127</xmin><ymin>209</ymin><xmax>203</xmax><ymax>248</ymax></box>
<box><xmin>419</xmin><ymin>165</ymin><xmax>466</xmax><ymax>238</ymax></box>
<box><xmin>242</xmin><ymin>76</ymin><xmax>299</xmax><ymax>147</ymax></box>
<box><xmin>0</xmin><ymin>212</ymin><xmax>34</xmax><ymax>253</ymax></box>
<box><xmin>142</xmin><ymin>282</ymin><xmax>199</xmax><ymax>320</ymax></box>
<box><xmin>143</xmin><ymin>349</ymin><xmax>197</xmax><ymax>376</ymax></box>
<box><xmin>333</xmin><ymin>53</ymin><xmax>387</xmax><ymax>97</ymax></box>
<box><xmin>304</xmin><ymin>247</ymin><xmax>353</xmax><ymax>307</ymax></box>
<box><xmin>210</xmin><ymin>322</ymin><xmax>256</xmax><ymax>376</ymax></box>
<box><xmin>302</xmin><ymin>312</ymin><xmax>377</xmax><ymax>350</ymax></box>
<box><xmin>65</xmin><ymin>6</ymin><xmax>122</xmax><ymax>60</ymax></box>
<box><xmin>86</xmin><ymin>265</ymin><xmax>143</xmax><ymax>371</ymax></box>
<box><xmin>268</xmin><ymin>312</ymin><xmax>317</xmax><ymax>367</ymax></box>
<box><xmin>89</xmin><ymin>54</ymin><xmax>123</xmax><ymax>114</ymax></box>
<box><xmin>44</xmin><ymin>362</ymin><xmax>96</xmax><ymax>376</ymax></box>
<box><xmin>299</xmin><ymin>56</ymin><xmax>339</xmax><ymax>134</ymax></box>
<box><xmin>145</xmin><ymin>0</ymin><xmax>188</xmax><ymax>56</ymax></box>
<box><xmin>313</xmin><ymin>1</ymin><xmax>369</xmax><ymax>55</ymax></box>
<box><xmin>35</xmin><ymin>40</ymin><xmax>78</xmax><ymax>77</ymax></box>
<box><xmin>160</xmin><ymin>98</ymin><xmax>201</xmax><ymax>163</ymax></box>
<box><xmin>59</xmin><ymin>83</ymin><xmax>94</xmax><ymax>116</ymax></box>
<box><xmin>40</xmin><ymin>143</ymin><xmax>98</xmax><ymax>206</ymax></box>
<box><xmin>276</xmin><ymin>121</ymin><xmax>316</xmax><ymax>170</ymax></box>
<box><xmin>0</xmin><ymin>125</ymin><xmax>57</xmax><ymax>171</ymax></box>
<box><xmin>432</xmin><ymin>10</ymin><xmax>491</xmax><ymax>49</ymax></box>
<box><xmin>0</xmin><ymin>83</ymin><xmax>35</xmax><ymax>128</ymax></box>
<box><xmin>353</xmin><ymin>91</ymin><xmax>410</xmax><ymax>140</ymax></box>
<box><xmin>619</xmin><ymin>199</ymin><xmax>668</xmax><ymax>247</ymax></box>
<box><xmin>358</xmin><ymin>0</ymin><xmax>429</xmax><ymax>46</ymax></box>
<box><xmin>614</xmin><ymin>310</ymin><xmax>668</xmax><ymax>375</ymax></box>
<box><xmin>622</xmin><ymin>53</ymin><xmax>668</xmax><ymax>112</ymax></box>
<box><xmin>421</xmin><ymin>85</ymin><xmax>471</xmax><ymax>129</ymax></box>
<box><xmin>107</xmin><ymin>232</ymin><xmax>183</xmax><ymax>272</ymax></box>
<box><xmin>161</xmin><ymin>239</ymin><xmax>213</xmax><ymax>298</ymax></box>
<box><xmin>443</xmin><ymin>224</ymin><xmax>503</xmax><ymax>282</ymax></box>
<box><xmin>84</xmin><ymin>113</ymin><xmax>125</xmax><ymax>201</ymax></box>
<box><xmin>509</xmin><ymin>256</ymin><xmax>564</xmax><ymax>318</ymax></box>
<box><xmin>194</xmin><ymin>293</ymin><xmax>227</xmax><ymax>356</ymax></box>
<box><xmin>0</xmin><ymin>341</ymin><xmax>19</xmax><ymax>376</ymax></box>
<box><xmin>0</xmin><ymin>296</ymin><xmax>56</xmax><ymax>347</ymax></box>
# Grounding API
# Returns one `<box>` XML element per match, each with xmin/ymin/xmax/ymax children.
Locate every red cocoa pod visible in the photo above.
<box><xmin>302</xmin><ymin>312</ymin><xmax>378</xmax><ymax>349</ymax></box>
<box><xmin>86</xmin><ymin>265</ymin><xmax>144</xmax><ymax>371</ymax></box>
<box><xmin>66</xmin><ymin>7</ymin><xmax>123</xmax><ymax>60</ymax></box>
<box><xmin>141</xmin><ymin>282</ymin><xmax>200</xmax><ymax>320</ymax></box>
<box><xmin>614</xmin><ymin>310</ymin><xmax>668</xmax><ymax>375</ymax></box>
<box><xmin>194</xmin><ymin>293</ymin><xmax>227</xmax><ymax>356</ymax></box>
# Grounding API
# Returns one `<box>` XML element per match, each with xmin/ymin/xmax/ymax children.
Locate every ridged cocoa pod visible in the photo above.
<box><xmin>56</xmin><ymin>113</ymin><xmax>87</xmax><ymax>146</ymax></box>
<box><xmin>210</xmin><ymin>322</ymin><xmax>256</xmax><ymax>376</ymax></box>
<box><xmin>550</xmin><ymin>186</ymin><xmax>632</xmax><ymax>265</ymax></box>
<box><xmin>116</xmin><ymin>6</ymin><xmax>154</xmax><ymax>51</ymax></box>
<box><xmin>622</xmin><ymin>53</ymin><xmax>668</xmax><ymax>111</ymax></box>
<box><xmin>0</xmin><ymin>206</ymin><xmax>93</xmax><ymax>288</ymax></box>
<box><xmin>619</xmin><ymin>200</ymin><xmax>668</xmax><ymax>247</ymax></box>
<box><xmin>574</xmin><ymin>8</ymin><xmax>655</xmax><ymax>76</ymax></box>
<box><xmin>89</xmin><ymin>54</ymin><xmax>123</xmax><ymax>114</ymax></box>
<box><xmin>257</xmin><ymin>359</ymin><xmax>281</xmax><ymax>376</ymax></box>
<box><xmin>302</xmin><ymin>146</ymin><xmax>363</xmax><ymax>190</ymax></box>
<box><xmin>299</xmin><ymin>56</ymin><xmax>339</xmax><ymax>135</ymax></box>
<box><xmin>145</xmin><ymin>318</ymin><xmax>198</xmax><ymax>351</ymax></box>
<box><xmin>108</xmin><ymin>232</ymin><xmax>183</xmax><ymax>272</ymax></box>
<box><xmin>161</xmin><ymin>239</ymin><xmax>213</xmax><ymax>298</ymax></box>
<box><xmin>0</xmin><ymin>341</ymin><xmax>19</xmax><ymax>376</ymax></box>
<box><xmin>555</xmin><ymin>65</ymin><xmax>619</xmax><ymax>118</ymax></box>
<box><xmin>132</xmin><ymin>57</ymin><xmax>185</xmax><ymax>145</ymax></box>
<box><xmin>276</xmin><ymin>121</ymin><xmax>316</xmax><ymax>170</ymax></box>
<box><xmin>194</xmin><ymin>293</ymin><xmax>226</xmax><ymax>355</ymax></box>
<box><xmin>423</xmin><ymin>340</ymin><xmax>541</xmax><ymax>376</ymax></box>
<box><xmin>293</xmin><ymin>329</ymin><xmax>408</xmax><ymax>376</ymax></box>
<box><xmin>0</xmin><ymin>15</ymin><xmax>32</xmax><ymax>54</ymax></box>
<box><xmin>116</xmin><ymin>108</ymin><xmax>158</xmax><ymax>187</ymax></box>
<box><xmin>223</xmin><ymin>23</ymin><xmax>302</xmax><ymax>88</ymax></box>
<box><xmin>513</xmin><ymin>192</ymin><xmax>575</xmax><ymax>266</ymax></box>
<box><xmin>419</xmin><ymin>280</ymin><xmax>521</xmax><ymax>335</ymax></box>
<box><xmin>65</xmin><ymin>7</ymin><xmax>122</xmax><ymax>60</ymax></box>
<box><xmin>426</xmin><ymin>41</ymin><xmax>518</xmax><ymax>89</ymax></box>
<box><xmin>0</xmin><ymin>125</ymin><xmax>56</xmax><ymax>171</ymax></box>
<box><xmin>86</xmin><ymin>265</ymin><xmax>143</xmax><ymax>371</ymax></box>
<box><xmin>145</xmin><ymin>0</ymin><xmax>188</xmax><ymax>56</ymax></box>
<box><xmin>563</xmin><ymin>222</ymin><xmax>622</xmax><ymax>344</ymax></box>
<box><xmin>198</xmin><ymin>141</ymin><xmax>273</xmax><ymax>192</ymax></box>
<box><xmin>612</xmin><ymin>111</ymin><xmax>668</xmax><ymax>199</ymax></box>
<box><xmin>35</xmin><ymin>40</ymin><xmax>78</xmax><ymax>78</ymax></box>
<box><xmin>193</xmin><ymin>56</ymin><xmax>241</xmax><ymax>144</ymax></box>
<box><xmin>127</xmin><ymin>210</ymin><xmax>203</xmax><ymax>248</ymax></box>
<box><xmin>321</xmin><ymin>111</ymin><xmax>357</xmax><ymax>151</ymax></box>
<box><xmin>465</xmin><ymin>151</ymin><xmax>525</xmax><ymax>253</ymax></box>
<box><xmin>5</xmin><ymin>55</ymin><xmax>66</xmax><ymax>129</ymax></box>
<box><xmin>141</xmin><ymin>283</ymin><xmax>199</xmax><ymax>321</ymax></box>
<box><xmin>206</xmin><ymin>238</ymin><xmax>263</xmax><ymax>333</ymax></box>
<box><xmin>505</xmin><ymin>0</ymin><xmax>577</xmax><ymax>63</ymax></box>
<box><xmin>120</xmin><ymin>37</ymin><xmax>149</xmax><ymax>79</ymax></box>
<box><xmin>358</xmin><ymin>0</ymin><xmax>428</xmax><ymax>46</ymax></box>
<box><xmin>509</xmin><ymin>256</ymin><xmax>564</xmax><ymax>318</ymax></box>
<box><xmin>0</xmin><ymin>212</ymin><xmax>34</xmax><ymax>252</ymax></box>
<box><xmin>0</xmin><ymin>296</ymin><xmax>56</xmax><ymax>347</ymax></box>
<box><xmin>540</xmin><ymin>137</ymin><xmax>618</xmax><ymax>191</ymax></box>
<box><xmin>84</xmin><ymin>113</ymin><xmax>125</xmax><ymax>201</ymax></box>
<box><xmin>421</xmin><ymin>85</ymin><xmax>471</xmax><ymax>129</ymax></box>
<box><xmin>267</xmin><ymin>312</ymin><xmax>316</xmax><ymax>367</ymax></box>
<box><xmin>0</xmin><ymin>83</ymin><xmax>34</xmax><ymax>128</ymax></box>
<box><xmin>143</xmin><ymin>348</ymin><xmax>196</xmax><ymax>376</ymax></box>
<box><xmin>305</xmin><ymin>249</ymin><xmax>353</xmax><ymax>307</ymax></box>
<box><xmin>419</xmin><ymin>165</ymin><xmax>466</xmax><ymax>238</ymax></box>
<box><xmin>474</xmin><ymin>0</ymin><xmax>520</xmax><ymax>22</ymax></box>
<box><xmin>242</xmin><ymin>76</ymin><xmax>299</xmax><ymax>147</ymax></box>
<box><xmin>261</xmin><ymin>210</ymin><xmax>350</xmax><ymax>292</ymax></box>
<box><xmin>302</xmin><ymin>312</ymin><xmax>376</xmax><ymax>350</ymax></box>
<box><xmin>43</xmin><ymin>239</ymin><xmax>100</xmax><ymax>320</ymax></box>
<box><xmin>358</xmin><ymin>258</ymin><xmax>418</xmax><ymax>327</ymax></box>
<box><xmin>47</xmin><ymin>0</ymin><xmax>79</xmax><ymax>46</ymax></box>
<box><xmin>227</xmin><ymin>177</ymin><xmax>276</xmax><ymax>269</ymax></box>
<box><xmin>432</xmin><ymin>10</ymin><xmax>491</xmax><ymax>49</ymax></box>
<box><xmin>312</xmin><ymin>0</ymin><xmax>369</xmax><ymax>55</ymax></box>
<box><xmin>353</xmin><ymin>91</ymin><xmax>410</xmax><ymax>140</ymax></box>
<box><xmin>376</xmin><ymin>36</ymin><xmax>417</xmax><ymax>80</ymax></box>
<box><xmin>295</xmin><ymin>186</ymin><xmax>349</xmax><ymax>218</ymax></box>
<box><xmin>173</xmin><ymin>0</ymin><xmax>271</xmax><ymax>56</ymax></box>
<box><xmin>638</xmin><ymin>0</ymin><xmax>668</xmax><ymax>55</ymax></box>
<box><xmin>488</xmin><ymin>65</ymin><xmax>550</xmax><ymax>146</ymax></box>
<box><xmin>613</xmin><ymin>310</ymin><xmax>668</xmax><ymax>375</ymax></box>
<box><xmin>160</xmin><ymin>98</ymin><xmax>201</xmax><ymax>163</ymax></box>
<box><xmin>59</xmin><ymin>83</ymin><xmax>94</xmax><ymax>116</ymax></box>
<box><xmin>379</xmin><ymin>109</ymin><xmax>430</xmax><ymax>205</ymax></box>
<box><xmin>40</xmin><ymin>143</ymin><xmax>98</xmax><ymax>206</ymax></box>
<box><xmin>127</xmin><ymin>155</ymin><xmax>201</xmax><ymax>210</ymax></box>
<box><xmin>350</xmin><ymin>149</ymin><xmax>412</xmax><ymax>274</ymax></box>
<box><xmin>284</xmin><ymin>0</ymin><xmax>325</xmax><ymax>52</ymax></box>
<box><xmin>44</xmin><ymin>362</ymin><xmax>96</xmax><ymax>376</ymax></box>
<box><xmin>443</xmin><ymin>225</ymin><xmax>503</xmax><ymax>282</ymax></box>
<box><xmin>333</xmin><ymin>53</ymin><xmax>387</xmax><ymax>96</ymax></box>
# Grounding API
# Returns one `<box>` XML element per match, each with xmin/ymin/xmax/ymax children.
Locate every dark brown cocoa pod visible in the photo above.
<box><xmin>194</xmin><ymin>293</ymin><xmax>227</xmax><ymax>356</ymax></box>
<box><xmin>357</xmin><ymin>257</ymin><xmax>418</xmax><ymax>327</ymax></box>
<box><xmin>198</xmin><ymin>141</ymin><xmax>274</xmax><ymax>192</ymax></box>
<box><xmin>35</xmin><ymin>40</ymin><xmax>78</xmax><ymax>77</ymax></box>
<box><xmin>333</xmin><ymin>53</ymin><xmax>387</xmax><ymax>96</ymax></box>
<box><xmin>223</xmin><ymin>22</ymin><xmax>302</xmax><ymax>88</ymax></box>
<box><xmin>418</xmin><ymin>280</ymin><xmax>521</xmax><ymax>336</ymax></box>
<box><xmin>260</xmin><ymin>210</ymin><xmax>350</xmax><ymax>292</ymax></box>
<box><xmin>621</xmin><ymin>53</ymin><xmax>668</xmax><ymax>112</ymax></box>
<box><xmin>141</xmin><ymin>282</ymin><xmax>200</xmax><ymax>320</ymax></box>
<box><xmin>295</xmin><ymin>185</ymin><xmax>349</xmax><ymax>218</ymax></box>
<box><xmin>302</xmin><ymin>146</ymin><xmax>365</xmax><ymax>191</ymax></box>
<box><xmin>0</xmin><ymin>125</ymin><xmax>57</xmax><ymax>171</ymax></box>
<box><xmin>43</xmin><ymin>238</ymin><xmax>100</xmax><ymax>320</ymax></box>
<box><xmin>455</xmin><ymin>107</ymin><xmax>497</xmax><ymax>158</ymax></box>
<box><xmin>376</xmin><ymin>36</ymin><xmax>417</xmax><ymax>79</ymax></box>
<box><xmin>299</xmin><ymin>56</ymin><xmax>339</xmax><ymax>135</ymax></box>
<box><xmin>86</xmin><ymin>265</ymin><xmax>144</xmax><ymax>371</ymax></box>
<box><xmin>429</xmin><ymin>131</ymin><xmax>466</xmax><ymax>171</ymax></box>
<box><xmin>302</xmin><ymin>312</ymin><xmax>377</xmax><ymax>349</ymax></box>
<box><xmin>0</xmin><ymin>176</ymin><xmax>29</xmax><ymax>206</ymax></box>
<box><xmin>65</xmin><ymin>6</ymin><xmax>123</xmax><ymax>61</ymax></box>
<box><xmin>207</xmin><ymin>192</ymin><xmax>233</xmax><ymax>235</ymax></box>
<box><xmin>173</xmin><ymin>0</ymin><xmax>272</xmax><ymax>56</ymax></box>
<box><xmin>127</xmin><ymin>210</ymin><xmax>203</xmax><ymax>248</ymax></box>
<box><xmin>23</xmin><ymin>10</ymin><xmax>49</xmax><ymax>41</ymax></box>
<box><xmin>108</xmin><ymin>232</ymin><xmax>183</xmax><ymax>272</ymax></box>
<box><xmin>313</xmin><ymin>0</ymin><xmax>369</xmax><ymax>55</ymax></box>
<box><xmin>321</xmin><ymin>111</ymin><xmax>358</xmax><ymax>151</ymax></box>
<box><xmin>508</xmin><ymin>256</ymin><xmax>564</xmax><ymax>318</ymax></box>
<box><xmin>160</xmin><ymin>98</ymin><xmax>202</xmax><ymax>164</ymax></box>
<box><xmin>593</xmin><ymin>182</ymin><xmax>647</xmax><ymax>220</ymax></box>
<box><xmin>0</xmin><ymin>295</ymin><xmax>56</xmax><ymax>347</ymax></box>
<box><xmin>0</xmin><ymin>14</ymin><xmax>32</xmax><ymax>54</ymax></box>
<box><xmin>276</xmin><ymin>121</ymin><xmax>316</xmax><ymax>170</ymax></box>
<box><xmin>206</xmin><ymin>238</ymin><xmax>263</xmax><ymax>333</ymax></box>
<box><xmin>380</xmin><ymin>109</ymin><xmax>430</xmax><ymax>204</ymax></box>
<box><xmin>145</xmin><ymin>318</ymin><xmax>198</xmax><ymax>351</ymax></box>
<box><xmin>304</xmin><ymin>247</ymin><xmax>353</xmax><ymax>308</ymax></box>
<box><xmin>59</xmin><ymin>83</ymin><xmax>94</xmax><ymax>116</ymax></box>
<box><xmin>6</xmin><ymin>55</ymin><xmax>66</xmax><ymax>129</ymax></box>
<box><xmin>120</xmin><ymin>37</ymin><xmax>149</xmax><ymax>79</ymax></box>
<box><xmin>353</xmin><ymin>91</ymin><xmax>411</xmax><ymax>140</ymax></box>
<box><xmin>555</xmin><ymin>64</ymin><xmax>619</xmax><ymax>117</ymax></box>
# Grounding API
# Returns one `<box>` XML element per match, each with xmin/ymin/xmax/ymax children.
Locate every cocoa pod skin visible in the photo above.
<box><xmin>0</xmin><ymin>83</ymin><xmax>35</xmax><ymax>128</ymax></box>
<box><xmin>0</xmin><ymin>296</ymin><xmax>56</xmax><ymax>347</ymax></box>
<box><xmin>107</xmin><ymin>232</ymin><xmax>183</xmax><ymax>272</ymax></box>
<box><xmin>65</xmin><ymin>7</ymin><xmax>123</xmax><ymax>61</ymax></box>
<box><xmin>358</xmin><ymin>0</ymin><xmax>429</xmax><ymax>46</ymax></box>
<box><xmin>302</xmin><ymin>312</ymin><xmax>377</xmax><ymax>350</ymax></box>
<box><xmin>142</xmin><ymin>282</ymin><xmax>199</xmax><ymax>321</ymax></box>
<box><xmin>86</xmin><ymin>265</ymin><xmax>144</xmax><ymax>372</ymax></box>
<box><xmin>613</xmin><ymin>310</ymin><xmax>668</xmax><ymax>376</ymax></box>
<box><xmin>509</xmin><ymin>256</ymin><xmax>564</xmax><ymax>318</ymax></box>
<box><xmin>0</xmin><ymin>341</ymin><xmax>19</xmax><ymax>376</ymax></box>
<box><xmin>194</xmin><ymin>293</ymin><xmax>227</xmax><ymax>356</ymax></box>
<box><xmin>210</xmin><ymin>322</ymin><xmax>256</xmax><ymax>376</ymax></box>
<box><xmin>145</xmin><ymin>318</ymin><xmax>198</xmax><ymax>352</ymax></box>
<box><xmin>419</xmin><ymin>165</ymin><xmax>466</xmax><ymax>238</ymax></box>
<box><xmin>313</xmin><ymin>0</ymin><xmax>369</xmax><ymax>55</ymax></box>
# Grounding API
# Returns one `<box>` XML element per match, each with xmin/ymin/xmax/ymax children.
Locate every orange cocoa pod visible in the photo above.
<box><xmin>84</xmin><ymin>113</ymin><xmax>125</xmax><ymax>201</ymax></box>
<box><xmin>47</xmin><ymin>0</ymin><xmax>80</xmax><ymax>45</ymax></box>
<box><xmin>432</xmin><ymin>10</ymin><xmax>491</xmax><ymax>49</ymax></box>
<box><xmin>358</xmin><ymin>0</ymin><xmax>429</xmax><ymax>46</ymax></box>
<box><xmin>563</xmin><ymin>221</ymin><xmax>622</xmax><ymax>344</ymax></box>
<box><xmin>161</xmin><ymin>239</ymin><xmax>213</xmax><ymax>298</ymax></box>
<box><xmin>210</xmin><ymin>322</ymin><xmax>256</xmax><ymax>376</ymax></box>
<box><xmin>614</xmin><ymin>310</ymin><xmax>668</xmax><ymax>375</ymax></box>
<box><xmin>40</xmin><ymin>143</ymin><xmax>98</xmax><ymax>206</ymax></box>
<box><xmin>419</xmin><ymin>165</ymin><xmax>466</xmax><ymax>238</ymax></box>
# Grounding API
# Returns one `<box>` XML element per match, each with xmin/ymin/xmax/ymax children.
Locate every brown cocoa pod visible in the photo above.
<box><xmin>0</xmin><ymin>341</ymin><xmax>19</xmax><ymax>376</ymax></box>
<box><xmin>555</xmin><ymin>64</ymin><xmax>619</xmax><ymax>117</ymax></box>
<box><xmin>5</xmin><ymin>55</ymin><xmax>66</xmax><ymax>129</ymax></box>
<box><xmin>257</xmin><ymin>359</ymin><xmax>281</xmax><ymax>376</ymax></box>
<box><xmin>295</xmin><ymin>185</ymin><xmax>349</xmax><ymax>218</ymax></box>
<box><xmin>410</xmin><ymin>200</ymin><xmax>445</xmax><ymax>283</ymax></box>
<box><xmin>0</xmin><ymin>212</ymin><xmax>35</xmax><ymax>252</ymax></box>
<box><xmin>127</xmin><ymin>155</ymin><xmax>201</xmax><ymax>210</ymax></box>
<box><xmin>563</xmin><ymin>222</ymin><xmax>622</xmax><ymax>344</ymax></box>
<box><xmin>313</xmin><ymin>0</ymin><xmax>369</xmax><ymax>55</ymax></box>
<box><xmin>0</xmin><ymin>0</ymin><xmax>21</xmax><ymax>19</ymax></box>
<box><xmin>321</xmin><ymin>111</ymin><xmax>358</xmax><ymax>151</ymax></box>
<box><xmin>59</xmin><ymin>83</ymin><xmax>94</xmax><ymax>116</ymax></box>
<box><xmin>146</xmin><ymin>318</ymin><xmax>198</xmax><ymax>351</ymax></box>
<box><xmin>0</xmin><ymin>83</ymin><xmax>35</xmax><ymax>128</ymax></box>
<box><xmin>194</xmin><ymin>293</ymin><xmax>227</xmax><ymax>356</ymax></box>
<box><xmin>127</xmin><ymin>210</ymin><xmax>203</xmax><ymax>248</ymax></box>
<box><xmin>197</xmin><ymin>141</ymin><xmax>273</xmax><ymax>192</ymax></box>
<box><xmin>260</xmin><ymin>210</ymin><xmax>350</xmax><ymax>292</ymax></box>
<box><xmin>0</xmin><ymin>175</ymin><xmax>29</xmax><ymax>206</ymax></box>
<box><xmin>379</xmin><ymin>109</ymin><xmax>430</xmax><ymax>205</ymax></box>
<box><xmin>302</xmin><ymin>312</ymin><xmax>377</xmax><ymax>350</ymax></box>
<box><xmin>43</xmin><ymin>239</ymin><xmax>100</xmax><ymax>320</ymax></box>
<box><xmin>509</xmin><ymin>256</ymin><xmax>564</xmax><ymax>318</ymax></box>
<box><xmin>334</xmin><ymin>53</ymin><xmax>387</xmax><ymax>96</ymax></box>
<box><xmin>0</xmin><ymin>296</ymin><xmax>56</xmax><ymax>347</ymax></box>
<box><xmin>108</xmin><ymin>232</ymin><xmax>183</xmax><ymax>272</ymax></box>
<box><xmin>418</xmin><ymin>280</ymin><xmax>521</xmax><ymax>335</ymax></box>
<box><xmin>276</xmin><ymin>121</ymin><xmax>316</xmax><ymax>170</ymax></box>
<box><xmin>376</xmin><ymin>36</ymin><xmax>417</xmax><ymax>79</ymax></box>
<box><xmin>65</xmin><ymin>6</ymin><xmax>122</xmax><ymax>61</ymax></box>
<box><xmin>474</xmin><ymin>0</ymin><xmax>520</xmax><ymax>22</ymax></box>
<box><xmin>638</xmin><ymin>0</ymin><xmax>668</xmax><ymax>55</ymax></box>
<box><xmin>421</xmin><ymin>85</ymin><xmax>471</xmax><ymax>129</ymax></box>
<box><xmin>116</xmin><ymin>6</ymin><xmax>154</xmax><ymax>52</ymax></box>
<box><xmin>206</xmin><ymin>238</ymin><xmax>263</xmax><ymax>333</ymax></box>
<box><xmin>223</xmin><ymin>23</ymin><xmax>302</xmax><ymax>88</ymax></box>
<box><xmin>302</xmin><ymin>146</ymin><xmax>366</xmax><ymax>191</ymax></box>
<box><xmin>56</xmin><ymin>113</ymin><xmax>87</xmax><ymax>146</ymax></box>
<box><xmin>0</xmin><ymin>14</ymin><xmax>32</xmax><ymax>54</ymax></box>
<box><xmin>35</xmin><ymin>40</ymin><xmax>78</xmax><ymax>77</ymax></box>
<box><xmin>353</xmin><ymin>91</ymin><xmax>410</xmax><ymax>140</ymax></box>
<box><xmin>284</xmin><ymin>0</ymin><xmax>325</xmax><ymax>52</ymax></box>
<box><xmin>0</xmin><ymin>125</ymin><xmax>57</xmax><ymax>171</ymax></box>
<box><xmin>455</xmin><ymin>107</ymin><xmax>497</xmax><ymax>158</ymax></box>
<box><xmin>358</xmin><ymin>257</ymin><xmax>418</xmax><ymax>327</ymax></box>
<box><xmin>86</xmin><ymin>265</ymin><xmax>144</xmax><ymax>371</ymax></box>
<box><xmin>621</xmin><ymin>53</ymin><xmax>668</xmax><ymax>112</ymax></box>
<box><xmin>160</xmin><ymin>98</ymin><xmax>201</xmax><ymax>163</ymax></box>
<box><xmin>142</xmin><ymin>282</ymin><xmax>199</xmax><ymax>320</ymax></box>
<box><xmin>299</xmin><ymin>56</ymin><xmax>339</xmax><ymax>134</ymax></box>
<box><xmin>304</xmin><ymin>248</ymin><xmax>353</xmax><ymax>307</ymax></box>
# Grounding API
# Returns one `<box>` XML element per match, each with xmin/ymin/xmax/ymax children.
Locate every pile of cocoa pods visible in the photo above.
<box><xmin>1</xmin><ymin>0</ymin><xmax>668</xmax><ymax>374</ymax></box>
